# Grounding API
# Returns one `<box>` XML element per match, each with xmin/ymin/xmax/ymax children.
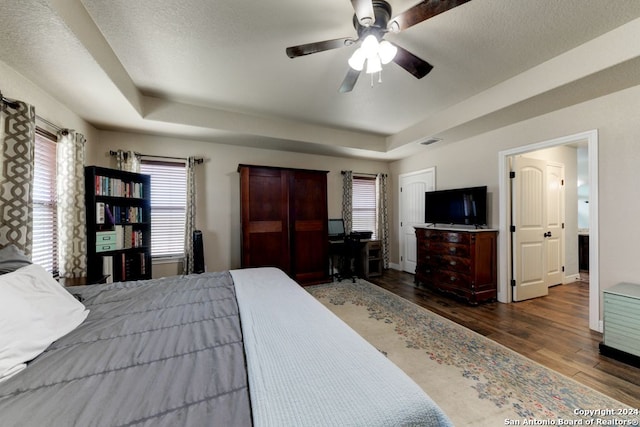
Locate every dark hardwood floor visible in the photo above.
<box><xmin>367</xmin><ymin>269</ymin><xmax>640</xmax><ymax>408</ymax></box>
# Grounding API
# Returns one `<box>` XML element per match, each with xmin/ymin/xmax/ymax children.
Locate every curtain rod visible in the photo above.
<box><xmin>36</xmin><ymin>115</ymin><xmax>62</xmax><ymax>132</ymax></box>
<box><xmin>1</xmin><ymin>94</ymin><xmax>19</xmax><ymax>109</ymax></box>
<box><xmin>109</xmin><ymin>150</ymin><xmax>204</xmax><ymax>164</ymax></box>
<box><xmin>1</xmin><ymin>91</ymin><xmax>61</xmax><ymax>132</ymax></box>
<box><xmin>341</xmin><ymin>171</ymin><xmax>386</xmax><ymax>177</ymax></box>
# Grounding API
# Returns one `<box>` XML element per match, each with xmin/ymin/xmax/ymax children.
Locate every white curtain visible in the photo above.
<box><xmin>341</xmin><ymin>171</ymin><xmax>353</xmax><ymax>233</ymax></box>
<box><xmin>183</xmin><ymin>157</ymin><xmax>197</xmax><ymax>274</ymax></box>
<box><xmin>115</xmin><ymin>149</ymin><xmax>140</xmax><ymax>172</ymax></box>
<box><xmin>56</xmin><ymin>130</ymin><xmax>87</xmax><ymax>278</ymax></box>
<box><xmin>0</xmin><ymin>97</ymin><xmax>35</xmax><ymax>256</ymax></box>
<box><xmin>377</xmin><ymin>173</ymin><xmax>390</xmax><ymax>268</ymax></box>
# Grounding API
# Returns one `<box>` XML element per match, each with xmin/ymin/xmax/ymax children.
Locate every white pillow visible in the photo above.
<box><xmin>0</xmin><ymin>264</ymin><xmax>89</xmax><ymax>381</ymax></box>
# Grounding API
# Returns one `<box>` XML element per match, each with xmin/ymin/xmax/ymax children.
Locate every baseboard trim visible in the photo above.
<box><xmin>599</xmin><ymin>343</ymin><xmax>640</xmax><ymax>368</ymax></box>
<box><xmin>564</xmin><ymin>274</ymin><xmax>580</xmax><ymax>284</ymax></box>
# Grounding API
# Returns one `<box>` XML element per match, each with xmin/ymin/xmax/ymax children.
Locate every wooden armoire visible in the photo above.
<box><xmin>238</xmin><ymin>164</ymin><xmax>329</xmax><ymax>285</ymax></box>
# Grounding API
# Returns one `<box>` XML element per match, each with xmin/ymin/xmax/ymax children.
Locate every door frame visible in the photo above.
<box><xmin>397</xmin><ymin>167</ymin><xmax>436</xmax><ymax>272</ymax></box>
<box><xmin>498</xmin><ymin>129</ymin><xmax>600</xmax><ymax>331</ymax></box>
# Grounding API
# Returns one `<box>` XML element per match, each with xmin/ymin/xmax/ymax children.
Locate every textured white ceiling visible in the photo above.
<box><xmin>2</xmin><ymin>0</ymin><xmax>640</xmax><ymax>159</ymax></box>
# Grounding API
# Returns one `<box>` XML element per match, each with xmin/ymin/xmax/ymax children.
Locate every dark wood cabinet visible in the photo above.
<box><xmin>415</xmin><ymin>227</ymin><xmax>497</xmax><ymax>305</ymax></box>
<box><xmin>238</xmin><ymin>164</ymin><xmax>328</xmax><ymax>285</ymax></box>
<box><xmin>85</xmin><ymin>166</ymin><xmax>151</xmax><ymax>283</ymax></box>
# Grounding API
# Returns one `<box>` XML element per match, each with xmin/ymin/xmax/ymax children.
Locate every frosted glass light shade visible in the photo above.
<box><xmin>366</xmin><ymin>55</ymin><xmax>382</xmax><ymax>74</ymax></box>
<box><xmin>378</xmin><ymin>41</ymin><xmax>397</xmax><ymax>64</ymax></box>
<box><xmin>360</xmin><ymin>35</ymin><xmax>379</xmax><ymax>57</ymax></box>
<box><xmin>348</xmin><ymin>48</ymin><xmax>366</xmax><ymax>71</ymax></box>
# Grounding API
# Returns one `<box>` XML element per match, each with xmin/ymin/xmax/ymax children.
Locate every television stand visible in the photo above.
<box><xmin>414</xmin><ymin>226</ymin><xmax>498</xmax><ymax>305</ymax></box>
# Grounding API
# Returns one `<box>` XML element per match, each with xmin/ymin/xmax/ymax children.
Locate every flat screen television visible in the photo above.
<box><xmin>425</xmin><ymin>186</ymin><xmax>488</xmax><ymax>226</ymax></box>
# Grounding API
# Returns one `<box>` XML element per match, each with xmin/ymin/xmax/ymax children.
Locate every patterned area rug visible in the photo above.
<box><xmin>307</xmin><ymin>280</ymin><xmax>633</xmax><ymax>427</ymax></box>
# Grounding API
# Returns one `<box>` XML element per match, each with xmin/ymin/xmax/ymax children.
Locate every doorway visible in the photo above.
<box><xmin>498</xmin><ymin>130</ymin><xmax>600</xmax><ymax>331</ymax></box>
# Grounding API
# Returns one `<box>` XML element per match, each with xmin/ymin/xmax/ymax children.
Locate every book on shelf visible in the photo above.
<box><xmin>96</xmin><ymin>202</ymin><xmax>105</xmax><ymax>224</ymax></box>
<box><xmin>124</xmin><ymin>225</ymin><xmax>133</xmax><ymax>249</ymax></box>
<box><xmin>102</xmin><ymin>256</ymin><xmax>114</xmax><ymax>284</ymax></box>
<box><xmin>94</xmin><ymin>175</ymin><xmax>145</xmax><ymax>198</ymax></box>
<box><xmin>104</xmin><ymin>204</ymin><xmax>115</xmax><ymax>225</ymax></box>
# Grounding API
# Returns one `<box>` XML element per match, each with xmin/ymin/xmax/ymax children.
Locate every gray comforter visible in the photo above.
<box><xmin>0</xmin><ymin>271</ymin><xmax>251</xmax><ymax>427</ymax></box>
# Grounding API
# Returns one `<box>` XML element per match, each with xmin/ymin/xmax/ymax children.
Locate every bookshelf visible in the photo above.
<box><xmin>85</xmin><ymin>166</ymin><xmax>152</xmax><ymax>283</ymax></box>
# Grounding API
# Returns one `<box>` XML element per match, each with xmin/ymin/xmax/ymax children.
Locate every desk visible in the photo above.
<box><xmin>329</xmin><ymin>239</ymin><xmax>382</xmax><ymax>280</ymax></box>
<box><xmin>59</xmin><ymin>275</ymin><xmax>110</xmax><ymax>287</ymax></box>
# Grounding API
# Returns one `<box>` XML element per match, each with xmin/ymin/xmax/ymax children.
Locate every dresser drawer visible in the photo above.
<box><xmin>435</xmin><ymin>255</ymin><xmax>471</xmax><ymax>272</ymax></box>
<box><xmin>428</xmin><ymin>242</ymin><xmax>470</xmax><ymax>258</ymax></box>
<box><xmin>96</xmin><ymin>231</ymin><xmax>117</xmax><ymax>244</ymax></box>
<box><xmin>96</xmin><ymin>243</ymin><xmax>117</xmax><ymax>253</ymax></box>
<box><xmin>434</xmin><ymin>270</ymin><xmax>471</xmax><ymax>289</ymax></box>
<box><xmin>419</xmin><ymin>230</ymin><xmax>470</xmax><ymax>244</ymax></box>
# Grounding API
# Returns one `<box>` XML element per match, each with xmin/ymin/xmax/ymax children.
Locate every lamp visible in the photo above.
<box><xmin>348</xmin><ymin>35</ymin><xmax>397</xmax><ymax>77</ymax></box>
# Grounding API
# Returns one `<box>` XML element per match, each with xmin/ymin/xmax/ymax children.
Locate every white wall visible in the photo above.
<box><xmin>390</xmin><ymin>83</ymin><xmax>640</xmax><ymax>308</ymax></box>
<box><xmin>1</xmin><ymin>60</ymin><xmax>98</xmax><ymax>143</ymax></box>
<box><xmin>89</xmin><ymin>132</ymin><xmax>389</xmax><ymax>277</ymax></box>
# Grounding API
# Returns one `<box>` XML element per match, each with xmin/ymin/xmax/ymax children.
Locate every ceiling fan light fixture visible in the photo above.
<box><xmin>378</xmin><ymin>40</ymin><xmax>397</xmax><ymax>64</ymax></box>
<box><xmin>348</xmin><ymin>48</ymin><xmax>367</xmax><ymax>71</ymax></box>
<box><xmin>366</xmin><ymin>55</ymin><xmax>382</xmax><ymax>74</ymax></box>
<box><xmin>360</xmin><ymin>34</ymin><xmax>379</xmax><ymax>57</ymax></box>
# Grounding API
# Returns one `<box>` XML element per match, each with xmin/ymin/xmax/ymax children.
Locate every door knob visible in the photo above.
<box><xmin>544</xmin><ymin>231</ymin><xmax>552</xmax><ymax>238</ymax></box>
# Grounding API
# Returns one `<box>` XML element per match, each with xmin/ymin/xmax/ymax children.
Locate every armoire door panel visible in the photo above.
<box><xmin>248</xmin><ymin>233</ymin><xmax>289</xmax><ymax>271</ymax></box>
<box><xmin>247</xmin><ymin>221</ymin><xmax>283</xmax><ymax>233</ymax></box>
<box><xmin>292</xmin><ymin>172</ymin><xmax>326</xmax><ymax>221</ymax></box>
<box><xmin>248</xmin><ymin>173</ymin><xmax>287</xmax><ymax>222</ymax></box>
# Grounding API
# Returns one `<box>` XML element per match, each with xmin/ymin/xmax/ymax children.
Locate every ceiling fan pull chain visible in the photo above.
<box><xmin>378</xmin><ymin>70</ymin><xmax>382</xmax><ymax>83</ymax></box>
<box><xmin>370</xmin><ymin>72</ymin><xmax>374</xmax><ymax>88</ymax></box>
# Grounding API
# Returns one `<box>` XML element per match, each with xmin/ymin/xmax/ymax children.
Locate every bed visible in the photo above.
<box><xmin>0</xmin><ymin>259</ymin><xmax>452</xmax><ymax>426</ymax></box>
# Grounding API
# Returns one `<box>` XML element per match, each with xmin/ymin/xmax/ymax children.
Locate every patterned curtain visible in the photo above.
<box><xmin>0</xmin><ymin>98</ymin><xmax>35</xmax><ymax>256</ymax></box>
<box><xmin>341</xmin><ymin>171</ymin><xmax>353</xmax><ymax>233</ymax></box>
<box><xmin>115</xmin><ymin>149</ymin><xmax>140</xmax><ymax>172</ymax></box>
<box><xmin>183</xmin><ymin>157</ymin><xmax>197</xmax><ymax>274</ymax></box>
<box><xmin>57</xmin><ymin>130</ymin><xmax>87</xmax><ymax>278</ymax></box>
<box><xmin>377</xmin><ymin>173</ymin><xmax>390</xmax><ymax>268</ymax></box>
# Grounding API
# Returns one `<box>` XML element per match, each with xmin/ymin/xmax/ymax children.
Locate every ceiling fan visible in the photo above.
<box><xmin>286</xmin><ymin>0</ymin><xmax>471</xmax><ymax>92</ymax></box>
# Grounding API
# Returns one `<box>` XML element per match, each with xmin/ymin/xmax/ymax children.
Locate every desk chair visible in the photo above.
<box><xmin>337</xmin><ymin>234</ymin><xmax>362</xmax><ymax>283</ymax></box>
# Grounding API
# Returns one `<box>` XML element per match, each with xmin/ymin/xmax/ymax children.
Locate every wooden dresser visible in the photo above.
<box><xmin>415</xmin><ymin>227</ymin><xmax>498</xmax><ymax>305</ymax></box>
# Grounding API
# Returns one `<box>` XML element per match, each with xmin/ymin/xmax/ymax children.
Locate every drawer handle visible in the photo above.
<box><xmin>449</xmin><ymin>247</ymin><xmax>456</xmax><ymax>254</ymax></box>
<box><xmin>450</xmin><ymin>276</ymin><xmax>456</xmax><ymax>282</ymax></box>
<box><xmin>449</xmin><ymin>260</ymin><xmax>457</xmax><ymax>266</ymax></box>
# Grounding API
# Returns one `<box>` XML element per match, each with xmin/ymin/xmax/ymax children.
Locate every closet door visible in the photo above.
<box><xmin>290</xmin><ymin>170</ymin><xmax>328</xmax><ymax>283</ymax></box>
<box><xmin>239</xmin><ymin>166</ymin><xmax>290</xmax><ymax>273</ymax></box>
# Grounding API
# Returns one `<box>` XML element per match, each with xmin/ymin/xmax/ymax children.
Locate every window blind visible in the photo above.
<box><xmin>352</xmin><ymin>176</ymin><xmax>377</xmax><ymax>238</ymax></box>
<box><xmin>32</xmin><ymin>130</ymin><xmax>58</xmax><ymax>273</ymax></box>
<box><xmin>140</xmin><ymin>161</ymin><xmax>186</xmax><ymax>258</ymax></box>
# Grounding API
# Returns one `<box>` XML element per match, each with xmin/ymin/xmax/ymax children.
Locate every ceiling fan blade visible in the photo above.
<box><xmin>286</xmin><ymin>37</ymin><xmax>355</xmax><ymax>58</ymax></box>
<box><xmin>339</xmin><ymin>68</ymin><xmax>361</xmax><ymax>93</ymax></box>
<box><xmin>351</xmin><ymin>0</ymin><xmax>376</xmax><ymax>27</ymax></box>
<box><xmin>389</xmin><ymin>0</ymin><xmax>471</xmax><ymax>32</ymax></box>
<box><xmin>392</xmin><ymin>45</ymin><xmax>433</xmax><ymax>79</ymax></box>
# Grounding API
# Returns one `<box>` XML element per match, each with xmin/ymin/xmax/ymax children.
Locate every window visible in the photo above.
<box><xmin>140</xmin><ymin>160</ymin><xmax>186</xmax><ymax>258</ymax></box>
<box><xmin>32</xmin><ymin>128</ymin><xmax>58</xmax><ymax>274</ymax></box>
<box><xmin>352</xmin><ymin>176</ymin><xmax>377</xmax><ymax>238</ymax></box>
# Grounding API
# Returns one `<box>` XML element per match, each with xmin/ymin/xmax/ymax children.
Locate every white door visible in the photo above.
<box><xmin>512</xmin><ymin>156</ymin><xmax>565</xmax><ymax>301</ymax></box>
<box><xmin>399</xmin><ymin>168</ymin><xmax>435</xmax><ymax>273</ymax></box>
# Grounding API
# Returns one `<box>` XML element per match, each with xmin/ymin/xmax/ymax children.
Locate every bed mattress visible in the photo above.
<box><xmin>0</xmin><ymin>271</ymin><xmax>251</xmax><ymax>426</ymax></box>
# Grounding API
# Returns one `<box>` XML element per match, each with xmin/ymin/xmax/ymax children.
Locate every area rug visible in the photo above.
<box><xmin>307</xmin><ymin>280</ymin><xmax>632</xmax><ymax>426</ymax></box>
